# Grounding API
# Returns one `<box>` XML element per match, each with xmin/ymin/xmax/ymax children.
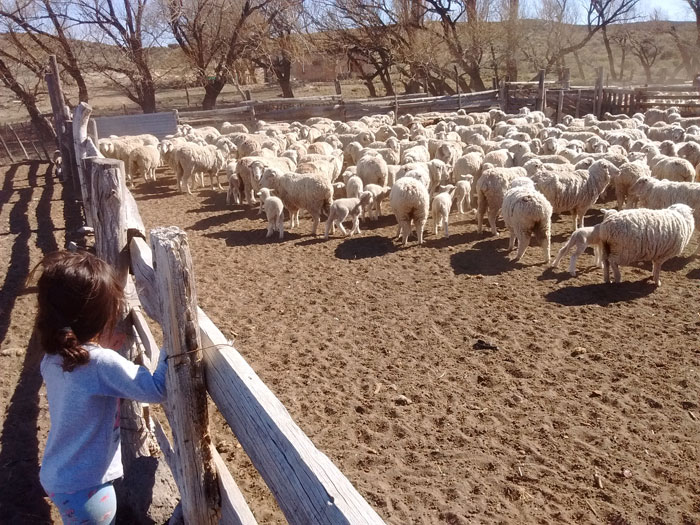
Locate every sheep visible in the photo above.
<box><xmin>175</xmin><ymin>143</ymin><xmax>225</xmax><ymax>194</ymax></box>
<box><xmin>628</xmin><ymin>176</ymin><xmax>700</xmax><ymax>252</ymax></box>
<box><xmin>255</xmin><ymin>188</ymin><xmax>285</xmax><ymax>240</ymax></box>
<box><xmin>225</xmin><ymin>161</ymin><xmax>241</xmax><ymax>206</ymax></box>
<box><xmin>363</xmin><ymin>183</ymin><xmax>392</xmax><ymax>220</ymax></box>
<box><xmin>501</xmin><ymin>177</ymin><xmax>552</xmax><ymax>263</ymax></box>
<box><xmin>453</xmin><ymin>152</ymin><xmax>483</xmax><ymax>183</ymax></box>
<box><xmin>611</xmin><ymin>161</ymin><xmax>651</xmax><ymax>209</ymax></box>
<box><xmin>593</xmin><ymin>204</ymin><xmax>695</xmax><ymax>286</ymax></box>
<box><xmin>324</xmin><ymin>191</ymin><xmax>374</xmax><ymax>238</ymax></box>
<box><xmin>401</xmin><ymin>144</ymin><xmax>430</xmax><ymax>163</ymax></box>
<box><xmin>530</xmin><ymin>159</ymin><xmax>616</xmax><ymax>230</ymax></box>
<box><xmin>431</xmin><ymin>184</ymin><xmax>456</xmax><ymax>238</ymax></box>
<box><xmin>676</xmin><ymin>141</ymin><xmax>700</xmax><ymax>179</ymax></box>
<box><xmin>550</xmin><ymin>209</ymin><xmax>618</xmax><ymax>276</ymax></box>
<box><xmin>356</xmin><ymin>154</ymin><xmax>388</xmax><ymax>186</ymax></box>
<box><xmin>128</xmin><ymin>145</ymin><xmax>160</xmax><ymax>183</ymax></box>
<box><xmin>259</xmin><ymin>168</ymin><xmax>333</xmax><ymax>235</ymax></box>
<box><xmin>475</xmin><ymin>165</ymin><xmax>527</xmax><ymax>235</ymax></box>
<box><xmin>453</xmin><ymin>177</ymin><xmax>473</xmax><ymax>214</ymax></box>
<box><xmin>390</xmin><ymin>176</ymin><xmax>430</xmax><ymax>245</ymax></box>
<box><xmin>346</xmin><ymin>175</ymin><xmax>364</xmax><ymax>199</ymax></box>
<box><xmin>236</xmin><ymin>156</ymin><xmax>296</xmax><ymax>206</ymax></box>
<box><xmin>651</xmin><ymin>156</ymin><xmax>696</xmax><ymax>183</ymax></box>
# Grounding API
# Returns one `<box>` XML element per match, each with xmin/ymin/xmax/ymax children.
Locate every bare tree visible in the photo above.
<box><xmin>67</xmin><ymin>0</ymin><xmax>162</xmax><ymax>113</ymax></box>
<box><xmin>629</xmin><ymin>32</ymin><xmax>660</xmax><ymax>84</ymax></box>
<box><xmin>0</xmin><ymin>0</ymin><xmax>89</xmax><ymax>103</ymax></box>
<box><xmin>165</xmin><ymin>0</ymin><xmax>275</xmax><ymax>109</ymax></box>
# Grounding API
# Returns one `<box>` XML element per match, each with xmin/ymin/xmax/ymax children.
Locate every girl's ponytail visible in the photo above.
<box><xmin>55</xmin><ymin>326</ymin><xmax>90</xmax><ymax>372</ymax></box>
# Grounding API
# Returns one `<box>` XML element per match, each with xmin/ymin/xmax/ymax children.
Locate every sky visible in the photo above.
<box><xmin>639</xmin><ymin>0</ymin><xmax>694</xmax><ymax>20</ymax></box>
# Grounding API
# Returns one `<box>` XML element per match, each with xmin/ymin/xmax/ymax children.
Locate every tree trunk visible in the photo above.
<box><xmin>75</xmin><ymin>73</ymin><xmax>89</xmax><ymax>104</ymax></box>
<box><xmin>363</xmin><ymin>78</ymin><xmax>378</xmax><ymax>97</ymax></box>
<box><xmin>505</xmin><ymin>0</ymin><xmax>519</xmax><ymax>81</ymax></box>
<box><xmin>378</xmin><ymin>69</ymin><xmax>395</xmax><ymax>96</ymax></box>
<box><xmin>202</xmin><ymin>77</ymin><xmax>226</xmax><ymax>110</ymax></box>
<box><xmin>602</xmin><ymin>28</ymin><xmax>618</xmax><ymax>81</ymax></box>
<box><xmin>139</xmin><ymin>80</ymin><xmax>157</xmax><ymax>113</ymax></box>
<box><xmin>643</xmin><ymin>65</ymin><xmax>652</xmax><ymax>84</ymax></box>
<box><xmin>573</xmin><ymin>50</ymin><xmax>586</xmax><ymax>81</ymax></box>
<box><xmin>272</xmin><ymin>57</ymin><xmax>294</xmax><ymax>98</ymax></box>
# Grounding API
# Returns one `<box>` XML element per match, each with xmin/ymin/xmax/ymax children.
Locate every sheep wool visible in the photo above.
<box><xmin>390</xmin><ymin>177</ymin><xmax>430</xmax><ymax>245</ymax></box>
<box><xmin>501</xmin><ymin>178</ymin><xmax>553</xmax><ymax>263</ymax></box>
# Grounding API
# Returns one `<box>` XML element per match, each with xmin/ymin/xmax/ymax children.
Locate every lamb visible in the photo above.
<box><xmin>259</xmin><ymin>168</ymin><xmax>333</xmax><ymax>235</ymax></box>
<box><xmin>225</xmin><ymin>161</ymin><xmax>241</xmax><ymax>206</ymax></box>
<box><xmin>453</xmin><ymin>177</ymin><xmax>473</xmax><ymax>214</ymax></box>
<box><xmin>390</xmin><ymin>176</ymin><xmax>430</xmax><ymax>245</ymax></box>
<box><xmin>530</xmin><ymin>159</ymin><xmax>617</xmax><ymax>230</ymax></box>
<box><xmin>236</xmin><ymin>156</ymin><xmax>296</xmax><ymax>206</ymax></box>
<box><xmin>255</xmin><ymin>188</ymin><xmax>285</xmax><ymax>239</ymax></box>
<box><xmin>550</xmin><ymin>209</ymin><xmax>618</xmax><ymax>276</ymax></box>
<box><xmin>345</xmin><ymin>175</ymin><xmax>364</xmax><ymax>199</ymax></box>
<box><xmin>128</xmin><ymin>145</ymin><xmax>160</xmax><ymax>183</ymax></box>
<box><xmin>324</xmin><ymin>191</ymin><xmax>374</xmax><ymax>238</ymax></box>
<box><xmin>431</xmin><ymin>184</ymin><xmax>456</xmax><ymax>238</ymax></box>
<box><xmin>475</xmin><ymin>165</ymin><xmax>527</xmax><ymax>235</ymax></box>
<box><xmin>363</xmin><ymin>183</ymin><xmax>392</xmax><ymax>220</ymax></box>
<box><xmin>501</xmin><ymin>177</ymin><xmax>553</xmax><ymax>263</ymax></box>
<box><xmin>593</xmin><ymin>204</ymin><xmax>695</xmax><ymax>286</ymax></box>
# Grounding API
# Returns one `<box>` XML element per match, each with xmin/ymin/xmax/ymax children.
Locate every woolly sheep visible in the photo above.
<box><xmin>431</xmin><ymin>184</ymin><xmax>456</xmax><ymax>238</ymax></box>
<box><xmin>390</xmin><ymin>176</ymin><xmax>430</xmax><ymax>245</ymax></box>
<box><xmin>259</xmin><ymin>168</ymin><xmax>333</xmax><ymax>235</ymax></box>
<box><xmin>346</xmin><ymin>175</ymin><xmax>364</xmax><ymax>199</ymax></box>
<box><xmin>530</xmin><ymin>159</ymin><xmax>616</xmax><ymax>230</ymax></box>
<box><xmin>225</xmin><ymin>161</ymin><xmax>241</xmax><ymax>206</ymax></box>
<box><xmin>611</xmin><ymin>161</ymin><xmax>651</xmax><ymax>209</ymax></box>
<box><xmin>128</xmin><ymin>145</ymin><xmax>160</xmax><ymax>184</ymax></box>
<box><xmin>677</xmin><ymin>142</ymin><xmax>700</xmax><ymax>179</ymax></box>
<box><xmin>453</xmin><ymin>152</ymin><xmax>483</xmax><ymax>183</ymax></box>
<box><xmin>324</xmin><ymin>192</ymin><xmax>374</xmax><ymax>238</ymax></box>
<box><xmin>236</xmin><ymin>156</ymin><xmax>296</xmax><ymax>206</ymax></box>
<box><xmin>501</xmin><ymin>177</ymin><xmax>552</xmax><ymax>263</ymax></box>
<box><xmin>593</xmin><ymin>204</ymin><xmax>695</xmax><ymax>285</ymax></box>
<box><xmin>475</xmin><ymin>165</ymin><xmax>527</xmax><ymax>235</ymax></box>
<box><xmin>175</xmin><ymin>143</ymin><xmax>225</xmax><ymax>194</ymax></box>
<box><xmin>550</xmin><ymin>209</ymin><xmax>618</xmax><ymax>276</ymax></box>
<box><xmin>356</xmin><ymin>154</ymin><xmax>388</xmax><ymax>186</ymax></box>
<box><xmin>255</xmin><ymin>188</ymin><xmax>285</xmax><ymax>239</ymax></box>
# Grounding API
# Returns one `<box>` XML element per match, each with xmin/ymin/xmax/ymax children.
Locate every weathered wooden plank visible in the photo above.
<box><xmin>0</xmin><ymin>131</ymin><xmax>15</xmax><ymax>164</ymax></box>
<box><xmin>198</xmin><ymin>308</ymin><xmax>386</xmax><ymax>525</ymax></box>
<box><xmin>8</xmin><ymin>125</ymin><xmax>29</xmax><ymax>160</ymax></box>
<box><xmin>131</xmin><ymin>305</ymin><xmax>161</xmax><ymax>371</ymax></box>
<box><xmin>124</xmin><ymin>187</ymin><xmax>146</xmax><ymax>237</ymax></box>
<box><xmin>129</xmin><ymin>236</ymin><xmax>162</xmax><ymax>328</ymax></box>
<box><xmin>211</xmin><ymin>446</ymin><xmax>259</xmax><ymax>525</ymax></box>
<box><xmin>150</xmin><ymin>226</ymin><xmax>221</xmax><ymax>525</ymax></box>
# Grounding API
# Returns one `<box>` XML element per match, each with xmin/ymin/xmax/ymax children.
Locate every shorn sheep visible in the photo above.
<box><xmin>256</xmin><ymin>188</ymin><xmax>285</xmax><ymax>239</ymax></box>
<box><xmin>501</xmin><ymin>177</ymin><xmax>553</xmax><ymax>263</ymax></box>
<box><xmin>431</xmin><ymin>184</ymin><xmax>456</xmax><ymax>238</ymax></box>
<box><xmin>550</xmin><ymin>209</ymin><xmax>618</xmax><ymax>276</ymax></box>
<box><xmin>259</xmin><ymin>168</ymin><xmax>333</xmax><ymax>235</ymax></box>
<box><xmin>175</xmin><ymin>143</ymin><xmax>226</xmax><ymax>194</ymax></box>
<box><xmin>390</xmin><ymin>177</ymin><xmax>430</xmax><ymax>245</ymax></box>
<box><xmin>324</xmin><ymin>191</ymin><xmax>374</xmax><ymax>238</ymax></box>
<box><xmin>475</xmin><ymin>165</ymin><xmax>527</xmax><ymax>235</ymax></box>
<box><xmin>593</xmin><ymin>204</ymin><xmax>695</xmax><ymax>286</ymax></box>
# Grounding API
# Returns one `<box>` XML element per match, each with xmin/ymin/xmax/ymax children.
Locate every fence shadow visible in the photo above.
<box><xmin>205</xmin><ymin>228</ymin><xmax>303</xmax><ymax>246</ymax></box>
<box><xmin>545</xmin><ymin>280</ymin><xmax>656</xmax><ymax>306</ymax></box>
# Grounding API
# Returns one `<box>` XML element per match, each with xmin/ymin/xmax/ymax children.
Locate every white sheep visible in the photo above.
<box><xmin>453</xmin><ymin>152</ymin><xmax>483</xmax><ymax>183</ymax></box>
<box><xmin>128</xmin><ymin>145</ymin><xmax>160</xmax><ymax>183</ymax></box>
<box><xmin>175</xmin><ymin>143</ymin><xmax>225</xmax><ymax>194</ymax></box>
<box><xmin>611</xmin><ymin>161</ymin><xmax>651</xmax><ymax>209</ymax></box>
<box><xmin>356</xmin><ymin>154</ymin><xmax>388</xmax><ymax>186</ymax></box>
<box><xmin>475</xmin><ymin>165</ymin><xmax>527</xmax><ymax>235</ymax></box>
<box><xmin>390</xmin><ymin>176</ymin><xmax>430</xmax><ymax>245</ymax></box>
<box><xmin>501</xmin><ymin>177</ymin><xmax>552</xmax><ymax>263</ymax></box>
<box><xmin>431</xmin><ymin>184</ymin><xmax>456</xmax><ymax>238</ymax></box>
<box><xmin>550</xmin><ymin>209</ymin><xmax>618</xmax><ymax>276</ymax></box>
<box><xmin>255</xmin><ymin>188</ymin><xmax>285</xmax><ymax>239</ymax></box>
<box><xmin>453</xmin><ymin>177</ymin><xmax>473</xmax><ymax>214</ymax></box>
<box><xmin>530</xmin><ymin>159</ymin><xmax>616</xmax><ymax>230</ymax></box>
<box><xmin>324</xmin><ymin>191</ymin><xmax>374</xmax><ymax>238</ymax></box>
<box><xmin>346</xmin><ymin>175</ymin><xmax>364</xmax><ymax>199</ymax></box>
<box><xmin>259</xmin><ymin>168</ymin><xmax>333</xmax><ymax>235</ymax></box>
<box><xmin>236</xmin><ymin>156</ymin><xmax>296</xmax><ymax>206</ymax></box>
<box><xmin>593</xmin><ymin>204</ymin><xmax>695</xmax><ymax>286</ymax></box>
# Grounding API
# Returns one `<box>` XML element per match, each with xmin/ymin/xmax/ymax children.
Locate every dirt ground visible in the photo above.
<box><xmin>1</xmin><ymin>162</ymin><xmax>699</xmax><ymax>524</ymax></box>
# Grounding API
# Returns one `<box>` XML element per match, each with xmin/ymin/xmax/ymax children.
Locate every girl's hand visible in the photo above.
<box><xmin>99</xmin><ymin>328</ymin><xmax>127</xmax><ymax>350</ymax></box>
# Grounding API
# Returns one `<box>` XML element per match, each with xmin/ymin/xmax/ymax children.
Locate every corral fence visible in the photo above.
<box><xmin>0</xmin><ymin>120</ymin><xmax>54</xmax><ymax>165</ymax></box>
<box><xmin>61</xmin><ymin>93</ymin><xmax>387</xmax><ymax>522</ymax></box>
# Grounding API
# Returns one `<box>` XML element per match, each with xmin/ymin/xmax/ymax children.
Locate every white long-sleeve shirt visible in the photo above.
<box><xmin>40</xmin><ymin>343</ymin><xmax>167</xmax><ymax>494</ymax></box>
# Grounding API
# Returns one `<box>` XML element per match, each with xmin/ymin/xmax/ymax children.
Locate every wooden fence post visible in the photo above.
<box><xmin>454</xmin><ymin>66</ymin><xmax>461</xmax><ymax>110</ymax></box>
<box><xmin>535</xmin><ymin>69</ymin><xmax>545</xmax><ymax>111</ymax></box>
<box><xmin>556</xmin><ymin>90</ymin><xmax>564</xmax><ymax>124</ymax></box>
<box><xmin>498</xmin><ymin>80</ymin><xmax>507</xmax><ymax>112</ymax></box>
<box><xmin>334</xmin><ymin>78</ymin><xmax>342</xmax><ymax>95</ymax></box>
<box><xmin>150</xmin><ymin>226</ymin><xmax>221</xmax><ymax>525</ymax></box>
<box><xmin>0</xmin><ymin>131</ymin><xmax>15</xmax><ymax>164</ymax></box>
<box><xmin>562</xmin><ymin>68</ymin><xmax>571</xmax><ymax>89</ymax></box>
<box><xmin>594</xmin><ymin>67</ymin><xmax>604</xmax><ymax>117</ymax></box>
<box><xmin>575</xmin><ymin>89</ymin><xmax>582</xmax><ymax>118</ymax></box>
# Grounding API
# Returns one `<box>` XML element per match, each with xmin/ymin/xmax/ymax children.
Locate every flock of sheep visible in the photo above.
<box><xmin>95</xmin><ymin>104</ymin><xmax>700</xmax><ymax>287</ymax></box>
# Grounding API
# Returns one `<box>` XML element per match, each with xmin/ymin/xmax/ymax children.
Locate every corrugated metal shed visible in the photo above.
<box><xmin>94</xmin><ymin>110</ymin><xmax>178</xmax><ymax>140</ymax></box>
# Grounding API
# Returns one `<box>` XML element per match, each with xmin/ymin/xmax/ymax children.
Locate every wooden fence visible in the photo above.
<box><xmin>69</xmin><ymin>101</ymin><xmax>386</xmax><ymax>523</ymax></box>
<box><xmin>0</xmin><ymin>121</ymin><xmax>54</xmax><ymax>165</ymax></box>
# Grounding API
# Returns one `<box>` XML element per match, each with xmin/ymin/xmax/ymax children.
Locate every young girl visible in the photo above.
<box><xmin>34</xmin><ymin>250</ymin><xmax>168</xmax><ymax>524</ymax></box>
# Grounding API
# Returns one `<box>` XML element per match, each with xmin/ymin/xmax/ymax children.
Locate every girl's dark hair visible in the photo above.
<box><xmin>33</xmin><ymin>250</ymin><xmax>124</xmax><ymax>371</ymax></box>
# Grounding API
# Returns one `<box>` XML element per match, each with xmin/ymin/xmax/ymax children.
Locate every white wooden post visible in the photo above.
<box><xmin>150</xmin><ymin>226</ymin><xmax>221</xmax><ymax>525</ymax></box>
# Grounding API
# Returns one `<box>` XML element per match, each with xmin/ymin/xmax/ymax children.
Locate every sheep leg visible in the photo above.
<box><xmin>567</xmin><ymin>244</ymin><xmax>587</xmax><ymax>276</ymax></box>
<box><xmin>443</xmin><ymin>217</ymin><xmax>449</xmax><ymax>238</ymax></box>
<box><xmin>266</xmin><ymin>222</ymin><xmax>274</xmax><ymax>238</ymax></box>
<box><xmin>611</xmin><ymin>261</ymin><xmax>621</xmax><ymax>283</ymax></box>
<box><xmin>416</xmin><ymin>219</ymin><xmax>426</xmax><ymax>244</ymax></box>
<box><xmin>603</xmin><ymin>258</ymin><xmax>611</xmax><ymax>283</ymax></box>
<box><xmin>541</xmin><ymin>233</ymin><xmax>551</xmax><ymax>265</ymax></box>
<box><xmin>338</xmin><ymin>222</ymin><xmax>349</xmax><ymax>236</ymax></box>
<box><xmin>311</xmin><ymin>213</ymin><xmax>320</xmax><ymax>235</ymax></box>
<box><xmin>507</xmin><ymin>230</ymin><xmax>516</xmax><ymax>251</ymax></box>
<box><xmin>551</xmin><ymin>238</ymin><xmax>572</xmax><ymax>269</ymax></box>
<box><xmin>487</xmin><ymin>208</ymin><xmax>499</xmax><ymax>236</ymax></box>
<box><xmin>324</xmin><ymin>215</ymin><xmax>334</xmax><ymax>239</ymax></box>
<box><xmin>399</xmin><ymin>220</ymin><xmax>410</xmax><ymax>245</ymax></box>
<box><xmin>277</xmin><ymin>215</ymin><xmax>284</xmax><ymax>239</ymax></box>
<box><xmin>350</xmin><ymin>216</ymin><xmax>361</xmax><ymax>236</ymax></box>
<box><xmin>433</xmin><ymin>210</ymin><xmax>439</xmax><ymax>236</ymax></box>
<box><xmin>476</xmin><ymin>195</ymin><xmax>486</xmax><ymax>234</ymax></box>
<box><xmin>652</xmin><ymin>261</ymin><xmax>662</xmax><ymax>287</ymax></box>
<box><xmin>513</xmin><ymin>231</ymin><xmax>530</xmax><ymax>262</ymax></box>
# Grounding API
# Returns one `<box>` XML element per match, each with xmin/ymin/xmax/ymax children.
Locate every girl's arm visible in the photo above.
<box><xmin>95</xmin><ymin>348</ymin><xmax>168</xmax><ymax>403</ymax></box>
